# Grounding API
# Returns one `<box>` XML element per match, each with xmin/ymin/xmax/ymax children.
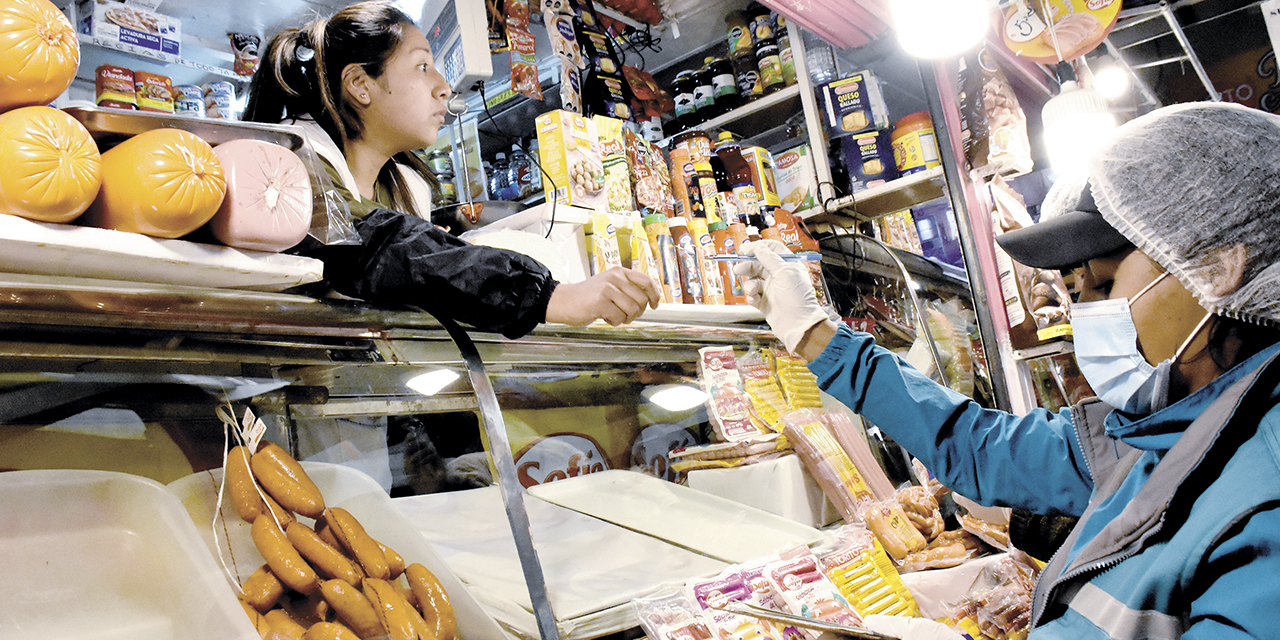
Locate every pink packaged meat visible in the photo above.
<box><xmin>208</xmin><ymin>139</ymin><xmax>313</xmax><ymax>252</ymax></box>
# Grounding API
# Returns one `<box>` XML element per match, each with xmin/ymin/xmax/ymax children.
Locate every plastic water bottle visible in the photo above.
<box><xmin>507</xmin><ymin>143</ymin><xmax>534</xmax><ymax>198</ymax></box>
<box><xmin>803</xmin><ymin>30</ymin><xmax>837</xmax><ymax>85</ymax></box>
<box><xmin>489</xmin><ymin>152</ymin><xmax>512</xmax><ymax>201</ymax></box>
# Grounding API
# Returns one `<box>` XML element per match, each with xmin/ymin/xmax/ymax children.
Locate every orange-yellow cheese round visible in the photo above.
<box><xmin>0</xmin><ymin>0</ymin><xmax>80</xmax><ymax>112</ymax></box>
<box><xmin>0</xmin><ymin>105</ymin><xmax>101</xmax><ymax>222</ymax></box>
<box><xmin>85</xmin><ymin>128</ymin><xmax>227</xmax><ymax>238</ymax></box>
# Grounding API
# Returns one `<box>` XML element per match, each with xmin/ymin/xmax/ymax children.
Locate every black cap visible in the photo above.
<box><xmin>996</xmin><ymin>184</ymin><xmax>1133</xmax><ymax>270</ymax></box>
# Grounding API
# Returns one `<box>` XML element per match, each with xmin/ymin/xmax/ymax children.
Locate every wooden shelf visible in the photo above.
<box><xmin>803</xmin><ymin>166</ymin><xmax>948</xmax><ymax>224</ymax></box>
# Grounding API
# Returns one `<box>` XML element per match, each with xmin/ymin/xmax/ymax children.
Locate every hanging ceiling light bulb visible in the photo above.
<box><xmin>1091</xmin><ymin>57</ymin><xmax>1131</xmax><ymax>100</ymax></box>
<box><xmin>890</xmin><ymin>0</ymin><xmax>991</xmax><ymax>59</ymax></box>
<box><xmin>1042</xmin><ymin>61</ymin><xmax>1117</xmax><ymax>175</ymax></box>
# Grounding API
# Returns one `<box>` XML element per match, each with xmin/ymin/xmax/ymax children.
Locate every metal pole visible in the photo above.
<box><xmin>1159</xmin><ymin>1</ymin><xmax>1220</xmax><ymax>100</ymax></box>
<box><xmin>918</xmin><ymin>57</ymin><xmax>1014</xmax><ymax>412</ymax></box>
<box><xmin>439</xmin><ymin>317</ymin><xmax>560</xmax><ymax>640</ymax></box>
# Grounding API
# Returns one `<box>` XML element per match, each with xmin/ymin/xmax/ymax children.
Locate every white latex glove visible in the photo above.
<box><xmin>733</xmin><ymin>240</ymin><xmax>832</xmax><ymax>352</ymax></box>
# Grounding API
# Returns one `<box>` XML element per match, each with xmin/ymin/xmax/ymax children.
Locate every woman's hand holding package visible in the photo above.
<box><xmin>545</xmin><ymin>266</ymin><xmax>661</xmax><ymax>326</ymax></box>
<box><xmin>734</xmin><ymin>240</ymin><xmax>834</xmax><ymax>353</ymax></box>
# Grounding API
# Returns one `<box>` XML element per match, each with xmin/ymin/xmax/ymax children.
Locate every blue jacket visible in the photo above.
<box><xmin>809</xmin><ymin>325</ymin><xmax>1280</xmax><ymax>638</ymax></box>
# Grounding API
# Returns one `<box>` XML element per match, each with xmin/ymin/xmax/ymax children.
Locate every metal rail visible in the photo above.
<box><xmin>438</xmin><ymin>317</ymin><xmax>560</xmax><ymax>640</ymax></box>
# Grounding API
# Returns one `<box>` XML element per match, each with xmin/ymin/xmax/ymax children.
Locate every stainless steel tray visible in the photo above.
<box><xmin>63</xmin><ymin>105</ymin><xmax>305</xmax><ymax>150</ymax></box>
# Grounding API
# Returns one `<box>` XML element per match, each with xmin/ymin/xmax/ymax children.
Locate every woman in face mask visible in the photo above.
<box><xmin>734</xmin><ymin>102</ymin><xmax>1280</xmax><ymax>639</ymax></box>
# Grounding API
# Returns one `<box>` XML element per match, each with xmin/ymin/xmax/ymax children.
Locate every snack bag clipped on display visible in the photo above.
<box><xmin>633</xmin><ymin>589</ymin><xmax>716</xmax><ymax>640</ymax></box>
<box><xmin>781</xmin><ymin>409</ymin><xmax>878</xmax><ymax>523</ymax></box>
<box><xmin>699</xmin><ymin>346</ymin><xmax>772</xmax><ymax>442</ymax></box>
<box><xmin>594</xmin><ymin>116</ymin><xmax>635</xmax><ymax>214</ymax></box>
<box><xmin>506</xmin><ymin>0</ymin><xmax>542</xmax><ymax>99</ymax></box>
<box><xmin>815</xmin><ymin>526</ymin><xmax>920</xmax><ymax>618</ymax></box>
<box><xmin>762</xmin><ymin>546</ymin><xmax>864</xmax><ymax>638</ymax></box>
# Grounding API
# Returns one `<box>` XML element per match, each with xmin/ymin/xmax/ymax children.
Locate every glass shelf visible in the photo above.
<box><xmin>803</xmin><ymin>166</ymin><xmax>948</xmax><ymax>224</ymax></box>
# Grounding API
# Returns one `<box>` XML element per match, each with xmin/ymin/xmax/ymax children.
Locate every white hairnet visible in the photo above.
<box><xmin>1088</xmin><ymin>102</ymin><xmax>1280</xmax><ymax>327</ymax></box>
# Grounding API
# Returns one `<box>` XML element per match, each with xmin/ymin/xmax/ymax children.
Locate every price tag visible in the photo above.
<box><xmin>1004</xmin><ymin>1</ymin><xmax>1046</xmax><ymax>43</ymax></box>
<box><xmin>1264</xmin><ymin>0</ymin><xmax>1280</xmax><ymax>69</ymax></box>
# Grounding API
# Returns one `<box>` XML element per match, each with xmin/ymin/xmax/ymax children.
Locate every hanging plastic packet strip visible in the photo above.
<box><xmin>505</xmin><ymin>0</ymin><xmax>542</xmax><ymax>99</ymax></box>
<box><xmin>698</xmin><ymin>346</ymin><xmax>771</xmax><ymax>442</ymax></box>
<box><xmin>544</xmin><ymin>8</ymin><xmax>585</xmax><ymax>113</ymax></box>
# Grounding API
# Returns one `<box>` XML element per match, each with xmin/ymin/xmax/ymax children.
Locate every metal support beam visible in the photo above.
<box><xmin>1159</xmin><ymin>0</ymin><xmax>1220</xmax><ymax>100</ymax></box>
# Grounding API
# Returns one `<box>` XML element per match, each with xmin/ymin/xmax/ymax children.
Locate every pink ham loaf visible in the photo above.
<box><xmin>209</xmin><ymin>139</ymin><xmax>312</xmax><ymax>252</ymax></box>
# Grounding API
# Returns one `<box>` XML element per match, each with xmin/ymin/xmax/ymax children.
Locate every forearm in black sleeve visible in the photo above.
<box><xmin>310</xmin><ymin>209</ymin><xmax>558</xmax><ymax>339</ymax></box>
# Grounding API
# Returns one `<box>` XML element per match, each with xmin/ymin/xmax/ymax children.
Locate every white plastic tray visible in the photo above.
<box><xmin>638</xmin><ymin>302</ymin><xmax>765</xmax><ymax>325</ymax></box>
<box><xmin>394</xmin><ymin>486</ymin><xmax>729</xmax><ymax>640</ymax></box>
<box><xmin>527</xmin><ymin>469</ymin><xmax>827</xmax><ymax>564</ymax></box>
<box><xmin>0</xmin><ymin>469</ymin><xmax>257</xmax><ymax>640</ymax></box>
<box><xmin>167</xmin><ymin>462</ymin><xmax>510</xmax><ymax>640</ymax></box>
<box><xmin>0</xmin><ymin>214</ymin><xmax>324</xmax><ymax>291</ymax></box>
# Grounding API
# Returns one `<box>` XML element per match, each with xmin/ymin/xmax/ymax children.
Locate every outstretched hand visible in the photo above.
<box><xmin>545</xmin><ymin>267</ymin><xmax>662</xmax><ymax>326</ymax></box>
<box><xmin>734</xmin><ymin>240</ymin><xmax>834</xmax><ymax>353</ymax></box>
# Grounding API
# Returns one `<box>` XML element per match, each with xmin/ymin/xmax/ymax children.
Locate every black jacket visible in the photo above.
<box><xmin>305</xmin><ymin>208</ymin><xmax>558</xmax><ymax>339</ymax></box>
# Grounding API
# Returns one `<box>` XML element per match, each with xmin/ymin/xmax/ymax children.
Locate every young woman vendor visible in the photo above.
<box><xmin>736</xmin><ymin>102</ymin><xmax>1280</xmax><ymax>638</ymax></box>
<box><xmin>244</xmin><ymin>0</ymin><xmax>660</xmax><ymax>339</ymax></box>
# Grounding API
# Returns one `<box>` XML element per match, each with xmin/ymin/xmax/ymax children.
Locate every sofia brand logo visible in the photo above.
<box><xmin>1086</xmin><ymin>0</ymin><xmax>1115</xmax><ymax>10</ymax></box>
<box><xmin>515</xmin><ymin>434</ymin><xmax>608</xmax><ymax>488</ymax></box>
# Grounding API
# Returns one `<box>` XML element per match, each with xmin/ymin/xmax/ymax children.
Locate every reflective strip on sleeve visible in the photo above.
<box><xmin>1067</xmin><ymin>582</ymin><xmax>1186</xmax><ymax>640</ymax></box>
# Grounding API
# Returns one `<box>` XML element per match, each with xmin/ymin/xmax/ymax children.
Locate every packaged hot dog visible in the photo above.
<box><xmin>762</xmin><ymin>546</ymin><xmax>863</xmax><ymax>638</ymax></box>
<box><xmin>632</xmin><ymin>589</ymin><xmax>716</xmax><ymax>640</ymax></box>
<box><xmin>782</xmin><ymin>408</ymin><xmax>879</xmax><ymax>524</ymax></box>
<box><xmin>687</xmin><ymin>569</ymin><xmax>786</xmax><ymax>640</ymax></box>
<box><xmin>816</xmin><ymin>525</ymin><xmax>920</xmax><ymax>618</ymax></box>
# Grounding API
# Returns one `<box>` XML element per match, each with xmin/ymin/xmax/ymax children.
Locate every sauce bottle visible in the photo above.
<box><xmin>715</xmin><ymin>132</ymin><xmax>762</xmax><ymax>222</ymax></box>
<box><xmin>731</xmin><ymin>53</ymin><xmax>763</xmax><ymax>103</ymax></box>
<box><xmin>776</xmin><ymin>14</ymin><xmax>797</xmax><ymax>86</ymax></box>
<box><xmin>709</xmin><ymin>155</ymin><xmax>741</xmax><ymax>226</ymax></box>
<box><xmin>754</xmin><ymin>36</ymin><xmax>785</xmax><ymax>95</ymax></box>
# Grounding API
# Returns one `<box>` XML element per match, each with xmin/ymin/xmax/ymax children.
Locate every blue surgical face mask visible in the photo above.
<box><xmin>1072</xmin><ymin>272</ymin><xmax>1210</xmax><ymax>415</ymax></box>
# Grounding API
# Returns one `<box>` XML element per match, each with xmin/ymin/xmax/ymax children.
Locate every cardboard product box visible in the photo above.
<box><xmin>819</xmin><ymin>71</ymin><xmax>889</xmax><ymax>139</ymax></box>
<box><xmin>78</xmin><ymin>0</ymin><xmax>181</xmax><ymax>57</ymax></box>
<box><xmin>841</xmin><ymin>129</ymin><xmax>898</xmax><ymax>192</ymax></box>
<box><xmin>536</xmin><ymin>110</ymin><xmax>607</xmax><ymax>213</ymax></box>
<box><xmin>133</xmin><ymin>70</ymin><xmax>174</xmax><ymax>113</ymax></box>
<box><xmin>774</xmin><ymin>144</ymin><xmax>820</xmax><ymax>217</ymax></box>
